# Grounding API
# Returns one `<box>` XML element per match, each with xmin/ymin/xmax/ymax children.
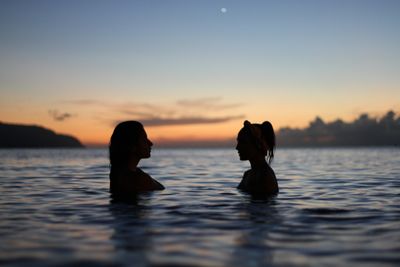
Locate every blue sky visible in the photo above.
<box><xmin>1</xmin><ymin>0</ymin><xmax>399</xmax><ymax>144</ymax></box>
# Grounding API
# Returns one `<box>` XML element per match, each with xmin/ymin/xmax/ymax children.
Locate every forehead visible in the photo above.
<box><xmin>237</xmin><ymin>128</ymin><xmax>251</xmax><ymax>140</ymax></box>
<box><xmin>138</xmin><ymin>129</ymin><xmax>147</xmax><ymax>137</ymax></box>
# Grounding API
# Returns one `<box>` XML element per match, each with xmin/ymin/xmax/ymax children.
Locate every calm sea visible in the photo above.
<box><xmin>0</xmin><ymin>148</ymin><xmax>399</xmax><ymax>267</ymax></box>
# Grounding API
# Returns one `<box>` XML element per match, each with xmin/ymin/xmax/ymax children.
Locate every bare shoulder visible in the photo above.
<box><xmin>237</xmin><ymin>169</ymin><xmax>251</xmax><ymax>189</ymax></box>
<box><xmin>111</xmin><ymin>168</ymin><xmax>164</xmax><ymax>194</ymax></box>
<box><xmin>243</xmin><ymin>169</ymin><xmax>252</xmax><ymax>178</ymax></box>
<box><xmin>238</xmin><ymin>166</ymin><xmax>278</xmax><ymax>194</ymax></box>
<box><xmin>264</xmin><ymin>164</ymin><xmax>277</xmax><ymax>179</ymax></box>
<box><xmin>262</xmin><ymin>165</ymin><xmax>279</xmax><ymax>193</ymax></box>
<box><xmin>137</xmin><ymin>169</ymin><xmax>165</xmax><ymax>191</ymax></box>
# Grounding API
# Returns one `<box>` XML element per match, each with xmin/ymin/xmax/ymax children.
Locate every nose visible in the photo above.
<box><xmin>148</xmin><ymin>139</ymin><xmax>153</xmax><ymax>147</ymax></box>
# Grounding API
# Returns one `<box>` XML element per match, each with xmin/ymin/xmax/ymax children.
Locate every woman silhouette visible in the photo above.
<box><xmin>236</xmin><ymin>120</ymin><xmax>278</xmax><ymax>195</ymax></box>
<box><xmin>109</xmin><ymin>121</ymin><xmax>164</xmax><ymax>196</ymax></box>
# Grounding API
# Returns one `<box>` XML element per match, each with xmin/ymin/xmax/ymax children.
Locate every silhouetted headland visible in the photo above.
<box><xmin>0</xmin><ymin>122</ymin><xmax>83</xmax><ymax>148</ymax></box>
<box><xmin>278</xmin><ymin>110</ymin><xmax>400</xmax><ymax>147</ymax></box>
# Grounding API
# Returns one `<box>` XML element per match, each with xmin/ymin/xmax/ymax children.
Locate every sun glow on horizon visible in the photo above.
<box><xmin>1</xmin><ymin>1</ymin><xmax>399</xmax><ymax>147</ymax></box>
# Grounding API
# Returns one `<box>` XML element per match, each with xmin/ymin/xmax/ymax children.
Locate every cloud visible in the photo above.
<box><xmin>137</xmin><ymin>115</ymin><xmax>245</xmax><ymax>127</ymax></box>
<box><xmin>278</xmin><ymin>110</ymin><xmax>400</xmax><ymax>146</ymax></box>
<box><xmin>48</xmin><ymin>109</ymin><xmax>74</xmax><ymax>121</ymax></box>
<box><xmin>62</xmin><ymin>97</ymin><xmax>245</xmax><ymax>127</ymax></box>
<box><xmin>176</xmin><ymin>97</ymin><xmax>241</xmax><ymax>110</ymax></box>
<box><xmin>62</xmin><ymin>99</ymin><xmax>107</xmax><ymax>106</ymax></box>
<box><xmin>119</xmin><ymin>103</ymin><xmax>177</xmax><ymax>118</ymax></box>
<box><xmin>64</xmin><ymin>97</ymin><xmax>241</xmax><ymax>113</ymax></box>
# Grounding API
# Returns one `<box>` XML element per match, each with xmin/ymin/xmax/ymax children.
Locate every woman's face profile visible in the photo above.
<box><xmin>133</xmin><ymin>129</ymin><xmax>153</xmax><ymax>159</ymax></box>
<box><xmin>236</xmin><ymin>129</ymin><xmax>258</xmax><ymax>161</ymax></box>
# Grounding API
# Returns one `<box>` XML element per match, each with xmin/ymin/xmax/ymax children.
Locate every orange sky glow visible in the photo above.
<box><xmin>1</xmin><ymin>2</ymin><xmax>399</xmax><ymax>147</ymax></box>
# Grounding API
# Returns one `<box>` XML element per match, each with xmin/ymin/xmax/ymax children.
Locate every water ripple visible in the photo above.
<box><xmin>0</xmin><ymin>148</ymin><xmax>399</xmax><ymax>267</ymax></box>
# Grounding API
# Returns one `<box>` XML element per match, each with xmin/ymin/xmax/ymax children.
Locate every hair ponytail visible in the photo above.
<box><xmin>261</xmin><ymin>121</ymin><xmax>275</xmax><ymax>164</ymax></box>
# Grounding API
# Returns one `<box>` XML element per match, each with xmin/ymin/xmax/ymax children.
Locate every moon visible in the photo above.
<box><xmin>221</xmin><ymin>8</ymin><xmax>227</xmax><ymax>13</ymax></box>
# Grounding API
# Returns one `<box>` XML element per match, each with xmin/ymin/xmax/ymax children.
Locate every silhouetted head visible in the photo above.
<box><xmin>236</xmin><ymin>120</ymin><xmax>275</xmax><ymax>164</ymax></box>
<box><xmin>109</xmin><ymin>121</ymin><xmax>153</xmax><ymax>170</ymax></box>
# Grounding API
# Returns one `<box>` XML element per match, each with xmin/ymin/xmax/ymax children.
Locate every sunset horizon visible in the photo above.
<box><xmin>1</xmin><ymin>1</ymin><xmax>399</xmax><ymax>146</ymax></box>
<box><xmin>2</xmin><ymin>108</ymin><xmax>398</xmax><ymax>147</ymax></box>
<box><xmin>1</xmin><ymin>1</ymin><xmax>399</xmax><ymax>266</ymax></box>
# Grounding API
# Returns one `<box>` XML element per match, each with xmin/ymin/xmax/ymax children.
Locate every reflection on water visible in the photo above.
<box><xmin>0</xmin><ymin>148</ymin><xmax>399</xmax><ymax>267</ymax></box>
<box><xmin>109</xmin><ymin>198</ymin><xmax>152</xmax><ymax>267</ymax></box>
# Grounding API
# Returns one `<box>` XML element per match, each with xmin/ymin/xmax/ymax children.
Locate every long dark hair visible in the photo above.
<box><xmin>259</xmin><ymin>121</ymin><xmax>275</xmax><ymax>164</ymax></box>
<box><xmin>109</xmin><ymin>121</ymin><xmax>144</xmax><ymax>185</ymax></box>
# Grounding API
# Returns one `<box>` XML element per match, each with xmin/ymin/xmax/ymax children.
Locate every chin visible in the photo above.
<box><xmin>238</xmin><ymin>154</ymin><xmax>247</xmax><ymax>161</ymax></box>
<box><xmin>142</xmin><ymin>152</ymin><xmax>151</xmax><ymax>158</ymax></box>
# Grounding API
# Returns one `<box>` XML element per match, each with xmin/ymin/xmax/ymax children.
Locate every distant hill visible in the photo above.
<box><xmin>277</xmin><ymin>110</ymin><xmax>400</xmax><ymax>147</ymax></box>
<box><xmin>0</xmin><ymin>122</ymin><xmax>84</xmax><ymax>148</ymax></box>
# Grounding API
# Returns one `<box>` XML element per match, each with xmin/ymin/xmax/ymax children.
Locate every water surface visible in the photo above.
<box><xmin>0</xmin><ymin>148</ymin><xmax>399</xmax><ymax>267</ymax></box>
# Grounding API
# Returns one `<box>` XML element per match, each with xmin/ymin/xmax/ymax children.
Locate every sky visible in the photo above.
<box><xmin>1</xmin><ymin>0</ymin><xmax>399</xmax><ymax>146</ymax></box>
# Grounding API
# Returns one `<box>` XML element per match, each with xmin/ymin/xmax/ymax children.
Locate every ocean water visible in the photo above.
<box><xmin>0</xmin><ymin>148</ymin><xmax>399</xmax><ymax>267</ymax></box>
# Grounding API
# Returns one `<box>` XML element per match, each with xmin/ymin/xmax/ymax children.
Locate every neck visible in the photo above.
<box><xmin>249</xmin><ymin>157</ymin><xmax>267</xmax><ymax>169</ymax></box>
<box><xmin>127</xmin><ymin>157</ymin><xmax>140</xmax><ymax>171</ymax></box>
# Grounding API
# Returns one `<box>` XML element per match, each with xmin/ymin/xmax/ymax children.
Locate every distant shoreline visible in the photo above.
<box><xmin>0</xmin><ymin>122</ymin><xmax>84</xmax><ymax>148</ymax></box>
